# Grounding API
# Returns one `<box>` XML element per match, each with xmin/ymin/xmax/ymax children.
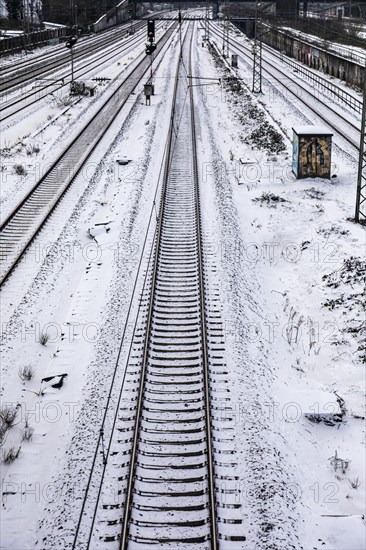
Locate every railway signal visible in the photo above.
<box><xmin>65</xmin><ymin>36</ymin><xmax>77</xmax><ymax>49</ymax></box>
<box><xmin>65</xmin><ymin>35</ymin><xmax>78</xmax><ymax>86</ymax></box>
<box><xmin>205</xmin><ymin>0</ymin><xmax>210</xmax><ymax>42</ymax></box>
<box><xmin>146</xmin><ymin>20</ymin><xmax>156</xmax><ymax>56</ymax></box>
<box><xmin>146</xmin><ymin>20</ymin><xmax>156</xmax><ymax>94</ymax></box>
<box><xmin>147</xmin><ymin>20</ymin><xmax>155</xmax><ymax>41</ymax></box>
<box><xmin>145</xmin><ymin>43</ymin><xmax>156</xmax><ymax>55</ymax></box>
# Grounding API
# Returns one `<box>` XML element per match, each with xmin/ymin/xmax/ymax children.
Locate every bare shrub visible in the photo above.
<box><xmin>0</xmin><ymin>421</ymin><xmax>8</xmax><ymax>446</ymax></box>
<box><xmin>21</xmin><ymin>417</ymin><xmax>34</xmax><ymax>442</ymax></box>
<box><xmin>329</xmin><ymin>450</ymin><xmax>350</xmax><ymax>474</ymax></box>
<box><xmin>18</xmin><ymin>364</ymin><xmax>35</xmax><ymax>382</ymax></box>
<box><xmin>349</xmin><ymin>477</ymin><xmax>361</xmax><ymax>489</ymax></box>
<box><xmin>26</xmin><ymin>143</ymin><xmax>40</xmax><ymax>156</ymax></box>
<box><xmin>2</xmin><ymin>446</ymin><xmax>20</xmax><ymax>464</ymax></box>
<box><xmin>0</xmin><ymin>404</ymin><xmax>18</xmax><ymax>428</ymax></box>
<box><xmin>253</xmin><ymin>192</ymin><xmax>287</xmax><ymax>207</ymax></box>
<box><xmin>39</xmin><ymin>332</ymin><xmax>49</xmax><ymax>345</ymax></box>
<box><xmin>14</xmin><ymin>164</ymin><xmax>27</xmax><ymax>176</ymax></box>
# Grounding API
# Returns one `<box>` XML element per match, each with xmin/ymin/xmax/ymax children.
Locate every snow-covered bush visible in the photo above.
<box><xmin>2</xmin><ymin>446</ymin><xmax>20</xmax><ymax>464</ymax></box>
<box><xmin>0</xmin><ymin>404</ymin><xmax>18</xmax><ymax>428</ymax></box>
<box><xmin>18</xmin><ymin>364</ymin><xmax>35</xmax><ymax>382</ymax></box>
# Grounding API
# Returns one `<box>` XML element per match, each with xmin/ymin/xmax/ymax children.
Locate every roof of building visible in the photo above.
<box><xmin>293</xmin><ymin>125</ymin><xmax>333</xmax><ymax>136</ymax></box>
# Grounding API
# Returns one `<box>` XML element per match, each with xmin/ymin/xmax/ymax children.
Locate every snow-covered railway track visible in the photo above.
<box><xmin>0</xmin><ymin>20</ymin><xmax>146</xmax><ymax>94</ymax></box>
<box><xmin>0</xmin><ymin>25</ymin><xmax>176</xmax><ymax>286</ymax></box>
<box><xmin>0</xmin><ymin>22</ymin><xmax>154</xmax><ymax>123</ymax></box>
<box><xmin>72</xmin><ymin>23</ymin><xmax>245</xmax><ymax>550</ymax></box>
<box><xmin>118</xmin><ymin>28</ymin><xmax>218</xmax><ymax>549</ymax></box>
<box><xmin>210</xmin><ymin>24</ymin><xmax>361</xmax><ymax>151</ymax></box>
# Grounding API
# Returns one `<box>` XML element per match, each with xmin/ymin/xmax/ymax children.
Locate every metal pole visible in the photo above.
<box><xmin>71</xmin><ymin>46</ymin><xmax>74</xmax><ymax>84</ymax></box>
<box><xmin>355</xmin><ymin>60</ymin><xmax>366</xmax><ymax>222</ymax></box>
<box><xmin>206</xmin><ymin>0</ymin><xmax>210</xmax><ymax>42</ymax></box>
<box><xmin>252</xmin><ymin>0</ymin><xmax>262</xmax><ymax>93</ymax></box>
<box><xmin>222</xmin><ymin>2</ymin><xmax>227</xmax><ymax>56</ymax></box>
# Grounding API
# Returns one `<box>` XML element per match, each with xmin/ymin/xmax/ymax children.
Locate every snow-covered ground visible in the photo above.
<box><xmin>199</xmin><ymin>26</ymin><xmax>365</xmax><ymax>549</ymax></box>
<box><xmin>0</xmin><ymin>19</ymin><xmax>365</xmax><ymax>550</ymax></box>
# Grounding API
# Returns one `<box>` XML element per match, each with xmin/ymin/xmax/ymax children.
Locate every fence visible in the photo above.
<box><xmin>272</xmin><ymin>48</ymin><xmax>363</xmax><ymax>114</ymax></box>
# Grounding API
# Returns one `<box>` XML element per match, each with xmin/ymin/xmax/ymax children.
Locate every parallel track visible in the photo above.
<box><xmin>0</xmin><ymin>20</ymin><xmax>146</xmax><ymax>92</ymax></box>
<box><xmin>210</xmin><ymin>23</ymin><xmax>360</xmax><ymax>151</ymax></box>
<box><xmin>0</xmin><ymin>21</ymin><xmax>160</xmax><ymax>122</ymax></box>
<box><xmin>119</xmin><ymin>25</ymin><xmax>217</xmax><ymax>549</ymax></box>
<box><xmin>0</xmin><ymin>24</ymin><xmax>176</xmax><ymax>286</ymax></box>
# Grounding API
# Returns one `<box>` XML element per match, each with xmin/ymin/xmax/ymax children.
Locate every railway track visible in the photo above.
<box><xmin>0</xmin><ymin>22</ymin><xmax>166</xmax><ymax>123</ymax></box>
<box><xmin>0</xmin><ymin>20</ymin><xmax>147</xmax><ymax>93</ymax></box>
<box><xmin>260</xmin><ymin>42</ymin><xmax>363</xmax><ymax>115</ymax></box>
<box><xmin>0</xmin><ymin>23</ymin><xmax>176</xmax><ymax>286</ymax></box>
<box><xmin>119</xmin><ymin>25</ymin><xmax>218</xmax><ymax>548</ymax></box>
<box><xmin>71</xmin><ymin>22</ymin><xmax>245</xmax><ymax>549</ymax></box>
<box><xmin>210</xmin><ymin>23</ymin><xmax>361</xmax><ymax>151</ymax></box>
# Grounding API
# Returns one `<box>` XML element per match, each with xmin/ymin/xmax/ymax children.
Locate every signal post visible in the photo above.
<box><xmin>144</xmin><ymin>21</ymin><xmax>156</xmax><ymax>104</ymax></box>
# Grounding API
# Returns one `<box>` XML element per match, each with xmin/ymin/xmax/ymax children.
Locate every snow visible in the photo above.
<box><xmin>1</xmin><ymin>16</ymin><xmax>365</xmax><ymax>550</ymax></box>
<box><xmin>197</xmin><ymin>22</ymin><xmax>365</xmax><ymax>549</ymax></box>
<box><xmin>293</xmin><ymin>125</ymin><xmax>334</xmax><ymax>136</ymax></box>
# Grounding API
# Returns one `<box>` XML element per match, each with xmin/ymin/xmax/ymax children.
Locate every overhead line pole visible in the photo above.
<box><xmin>206</xmin><ymin>0</ymin><xmax>210</xmax><ymax>42</ymax></box>
<box><xmin>252</xmin><ymin>0</ymin><xmax>262</xmax><ymax>93</ymax></box>
<box><xmin>355</xmin><ymin>60</ymin><xmax>366</xmax><ymax>222</ymax></box>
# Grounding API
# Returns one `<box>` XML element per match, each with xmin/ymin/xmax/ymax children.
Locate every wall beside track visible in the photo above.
<box><xmin>0</xmin><ymin>27</ymin><xmax>72</xmax><ymax>55</ymax></box>
<box><xmin>235</xmin><ymin>23</ymin><xmax>365</xmax><ymax>89</ymax></box>
<box><xmin>93</xmin><ymin>0</ymin><xmax>147</xmax><ymax>33</ymax></box>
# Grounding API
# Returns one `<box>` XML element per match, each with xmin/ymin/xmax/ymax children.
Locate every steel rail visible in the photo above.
<box><xmin>189</xmin><ymin>33</ymin><xmax>218</xmax><ymax>550</ymax></box>
<box><xmin>119</xmin><ymin>23</ymin><xmax>218</xmax><ymax>550</ymax></box>
<box><xmin>118</xmin><ymin>28</ymin><xmax>183</xmax><ymax>550</ymax></box>
<box><xmin>70</xmin><ymin>28</ymin><xmax>182</xmax><ymax>548</ymax></box>
<box><xmin>0</xmin><ymin>24</ymin><xmax>176</xmax><ymax>287</ymax></box>
<box><xmin>261</xmin><ymin>42</ymin><xmax>363</xmax><ymax>115</ymax></box>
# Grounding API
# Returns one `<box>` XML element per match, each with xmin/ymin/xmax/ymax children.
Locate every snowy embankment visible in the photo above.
<box><xmin>195</xmin><ymin>26</ymin><xmax>365</xmax><ymax>549</ymax></box>
<box><xmin>279</xmin><ymin>25</ymin><xmax>366</xmax><ymax>65</ymax></box>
